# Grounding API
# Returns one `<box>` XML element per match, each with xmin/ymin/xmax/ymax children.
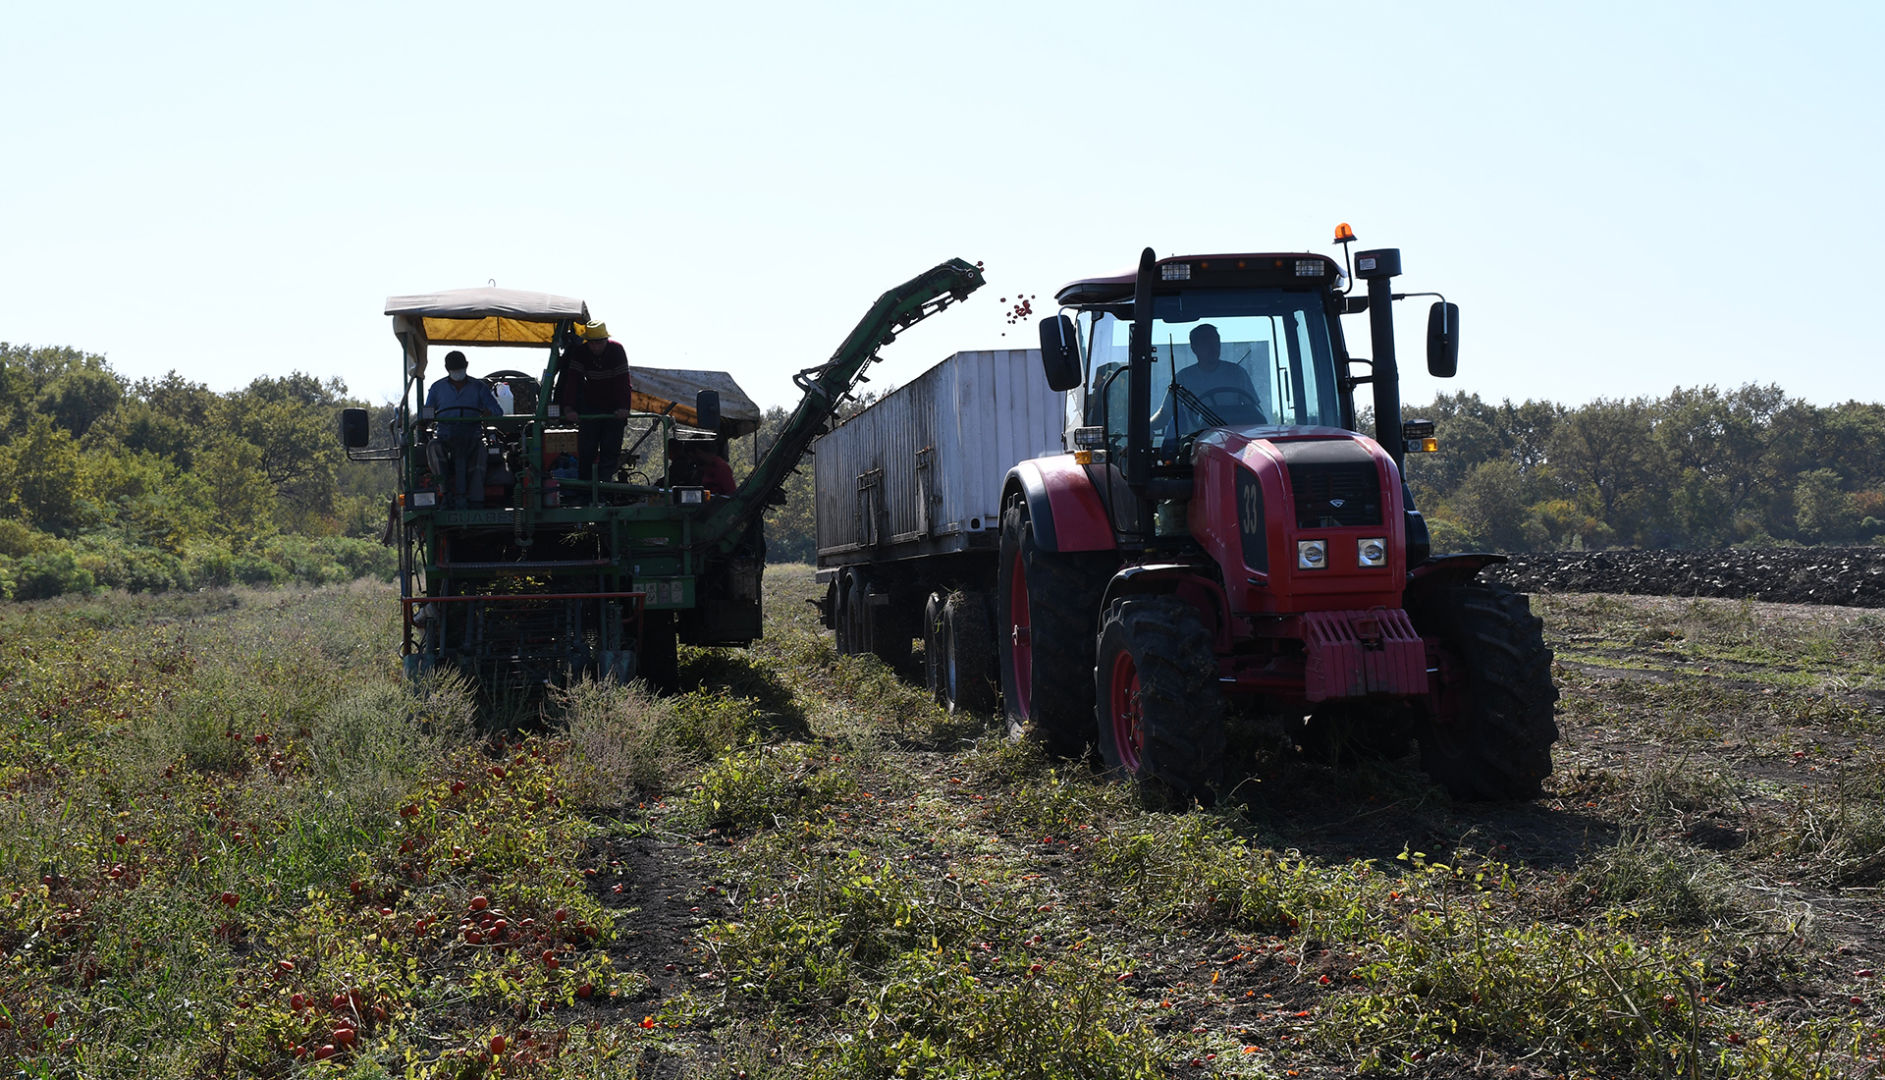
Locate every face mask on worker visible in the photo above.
<box><xmin>449</xmin><ymin>369</ymin><xmax>468</xmax><ymax>383</ymax></box>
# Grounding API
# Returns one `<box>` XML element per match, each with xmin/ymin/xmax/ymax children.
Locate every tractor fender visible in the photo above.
<box><xmin>1100</xmin><ymin>562</ymin><xmax>1232</xmax><ymax>649</ymax></box>
<box><xmin>1405</xmin><ymin>552</ymin><xmax>1509</xmax><ymax>602</ymax></box>
<box><xmin>1002</xmin><ymin>456</ymin><xmax>1115</xmax><ymax>553</ymax></box>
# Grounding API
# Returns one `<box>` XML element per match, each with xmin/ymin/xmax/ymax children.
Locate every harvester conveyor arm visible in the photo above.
<box><xmin>693</xmin><ymin>257</ymin><xmax>986</xmax><ymax>555</ymax></box>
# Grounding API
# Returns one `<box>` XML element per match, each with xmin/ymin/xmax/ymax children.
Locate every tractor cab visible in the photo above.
<box><xmin>1051</xmin><ymin>254</ymin><xmax>1352</xmax><ymax>463</ymax></box>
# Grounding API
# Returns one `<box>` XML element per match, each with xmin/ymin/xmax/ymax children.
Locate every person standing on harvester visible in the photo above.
<box><xmin>555</xmin><ymin>322</ymin><xmax>633</xmax><ymax>483</ymax></box>
<box><xmin>424</xmin><ymin>350</ymin><xmax>503</xmax><ymax>509</ymax></box>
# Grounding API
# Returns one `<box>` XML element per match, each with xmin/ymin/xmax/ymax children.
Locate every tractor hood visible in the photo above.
<box><xmin>1188</xmin><ymin>427</ymin><xmax>1410</xmax><ymax>615</ymax></box>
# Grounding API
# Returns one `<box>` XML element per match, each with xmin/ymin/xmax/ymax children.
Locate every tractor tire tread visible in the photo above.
<box><xmin>999</xmin><ymin>501</ymin><xmax>1112</xmax><ymax>757</ymax></box>
<box><xmin>1412</xmin><ymin>581</ymin><xmax>1558</xmax><ymax>801</ymax></box>
<box><xmin>1096</xmin><ymin>595</ymin><xmax>1226</xmax><ymax>804</ymax></box>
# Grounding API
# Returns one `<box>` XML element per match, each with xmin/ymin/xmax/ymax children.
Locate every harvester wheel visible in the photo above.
<box><xmin>1094</xmin><ymin>595</ymin><xmax>1226</xmax><ymax>805</ymax></box>
<box><xmin>997</xmin><ymin>500</ymin><xmax>1110</xmax><ymax>757</ymax></box>
<box><xmin>638</xmin><ymin>611</ymin><xmax>680</xmax><ymax>695</ymax></box>
<box><xmin>923</xmin><ymin>591</ymin><xmax>948</xmax><ymax>703</ymax></box>
<box><xmin>1410</xmin><ymin>581</ymin><xmax>1558</xmax><ymax>801</ymax></box>
<box><xmin>942</xmin><ymin>590</ymin><xmax>995</xmax><ymax>714</ymax></box>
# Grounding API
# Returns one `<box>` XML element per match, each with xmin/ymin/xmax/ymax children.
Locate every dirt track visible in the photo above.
<box><xmin>1488</xmin><ymin>545</ymin><xmax>1885</xmax><ymax>607</ymax></box>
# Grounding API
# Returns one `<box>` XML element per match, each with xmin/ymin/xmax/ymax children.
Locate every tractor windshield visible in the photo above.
<box><xmin>1081</xmin><ymin>288</ymin><xmax>1342</xmax><ymax>448</ymax></box>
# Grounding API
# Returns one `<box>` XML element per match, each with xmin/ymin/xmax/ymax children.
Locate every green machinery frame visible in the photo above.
<box><xmin>385</xmin><ymin>258</ymin><xmax>985</xmax><ymax>687</ymax></box>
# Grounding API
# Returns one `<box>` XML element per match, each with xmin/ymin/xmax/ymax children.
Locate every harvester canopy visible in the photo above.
<box><xmin>386</xmin><ymin>287</ymin><xmax>590</xmax><ymax>385</ymax></box>
<box><xmin>632</xmin><ymin>368</ymin><xmax>762</xmax><ymax>438</ymax></box>
<box><xmin>384</xmin><ymin>287</ymin><xmax>761</xmax><ymax>438</ymax></box>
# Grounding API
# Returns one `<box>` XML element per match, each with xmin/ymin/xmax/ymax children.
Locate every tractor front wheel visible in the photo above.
<box><xmin>1094</xmin><ymin>595</ymin><xmax>1226</xmax><ymax>805</ymax></box>
<box><xmin>997</xmin><ymin>500</ymin><xmax>1110</xmax><ymax>756</ymax></box>
<box><xmin>1411</xmin><ymin>581</ymin><xmax>1558</xmax><ymax>801</ymax></box>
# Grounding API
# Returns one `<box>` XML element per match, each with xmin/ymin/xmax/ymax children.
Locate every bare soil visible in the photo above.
<box><xmin>1491</xmin><ymin>545</ymin><xmax>1885</xmax><ymax>607</ymax></box>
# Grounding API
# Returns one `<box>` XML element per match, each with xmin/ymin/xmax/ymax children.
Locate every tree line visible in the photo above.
<box><xmin>1393</xmin><ymin>384</ymin><xmax>1885</xmax><ymax>552</ymax></box>
<box><xmin>4</xmin><ymin>339</ymin><xmax>1875</xmax><ymax>603</ymax></box>
<box><xmin>753</xmin><ymin>383</ymin><xmax>1885</xmax><ymax>564</ymax></box>
<box><xmin>0</xmin><ymin>344</ymin><xmax>394</xmax><ymax>599</ymax></box>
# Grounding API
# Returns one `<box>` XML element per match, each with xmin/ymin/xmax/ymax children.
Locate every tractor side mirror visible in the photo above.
<box><xmin>1426</xmin><ymin>301</ymin><xmax>1460</xmax><ymax>378</ymax></box>
<box><xmin>694</xmin><ymin>389</ymin><xmax>722</xmax><ymax>433</ymax></box>
<box><xmin>1038</xmin><ymin>314</ymin><xmax>1082</xmax><ymax>392</ymax></box>
<box><xmin>339</xmin><ymin>408</ymin><xmax>370</xmax><ymax>448</ymax></box>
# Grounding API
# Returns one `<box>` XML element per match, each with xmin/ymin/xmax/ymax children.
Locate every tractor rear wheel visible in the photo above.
<box><xmin>997</xmin><ymin>500</ymin><xmax>1110</xmax><ymax>757</ymax></box>
<box><xmin>1411</xmin><ymin>581</ymin><xmax>1558</xmax><ymax>801</ymax></box>
<box><xmin>942</xmin><ymin>590</ymin><xmax>995</xmax><ymax>714</ymax></box>
<box><xmin>1094</xmin><ymin>595</ymin><xmax>1226</xmax><ymax>805</ymax></box>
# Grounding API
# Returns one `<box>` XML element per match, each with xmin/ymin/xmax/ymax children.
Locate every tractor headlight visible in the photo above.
<box><xmin>1358</xmin><ymin>538</ymin><xmax>1387</xmax><ymax>567</ymax></box>
<box><xmin>410</xmin><ymin>490</ymin><xmax>437</xmax><ymax>508</ymax></box>
<box><xmin>1297</xmin><ymin>539</ymin><xmax>1327</xmax><ymax>570</ymax></box>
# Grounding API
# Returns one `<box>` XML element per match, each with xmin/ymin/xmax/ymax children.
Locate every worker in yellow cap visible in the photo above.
<box><xmin>554</xmin><ymin>322</ymin><xmax>633</xmax><ymax>484</ymax></box>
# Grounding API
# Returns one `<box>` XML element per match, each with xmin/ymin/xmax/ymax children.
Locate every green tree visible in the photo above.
<box><xmin>77</xmin><ymin>447</ymin><xmax>210</xmax><ymax>555</ymax></box>
<box><xmin>1793</xmin><ymin>468</ymin><xmax>1852</xmax><ymax>543</ymax></box>
<box><xmin>199</xmin><ymin>435</ymin><xmax>281</xmax><ymax>548</ymax></box>
<box><xmin>1443</xmin><ymin>460</ymin><xmax>1530</xmax><ymax>552</ymax></box>
<box><xmin>224</xmin><ymin>372</ymin><xmax>350</xmax><ymax>532</ymax></box>
<box><xmin>0</xmin><ymin>416</ymin><xmax>85</xmax><ymax>534</ymax></box>
<box><xmin>1549</xmin><ymin>397</ymin><xmax>1666</xmax><ymax>543</ymax></box>
<box><xmin>36</xmin><ymin>366</ymin><xmax>124</xmax><ymax>438</ymax></box>
<box><xmin>1654</xmin><ymin>383</ymin><xmax>1790</xmax><ymax>543</ymax></box>
<box><xmin>105</xmin><ymin>371</ymin><xmax>224</xmax><ymax>469</ymax></box>
<box><xmin>0</xmin><ymin>343</ymin><xmax>117</xmax><ymax>441</ymax></box>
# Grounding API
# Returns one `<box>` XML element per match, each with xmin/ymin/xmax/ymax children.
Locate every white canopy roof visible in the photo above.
<box><xmin>388</xmin><ymin>287</ymin><xmax>590</xmax><ymax>383</ymax></box>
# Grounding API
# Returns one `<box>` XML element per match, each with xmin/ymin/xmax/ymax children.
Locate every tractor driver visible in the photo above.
<box><xmin>1152</xmin><ymin>323</ymin><xmax>1266</xmax><ymax>442</ymax></box>
<box><xmin>424</xmin><ymin>350</ymin><xmax>504</xmax><ymax>509</ymax></box>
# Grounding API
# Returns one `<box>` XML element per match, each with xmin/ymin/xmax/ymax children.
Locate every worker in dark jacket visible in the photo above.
<box><xmin>671</xmin><ymin>438</ymin><xmax>737</xmax><ymax>496</ymax></box>
<box><xmin>554</xmin><ymin>322</ymin><xmax>633</xmax><ymax>482</ymax></box>
<box><xmin>424</xmin><ymin>350</ymin><xmax>503</xmax><ymax>508</ymax></box>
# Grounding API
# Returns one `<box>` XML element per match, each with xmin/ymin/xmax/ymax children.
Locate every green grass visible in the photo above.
<box><xmin>0</xmin><ymin>575</ymin><xmax>1880</xmax><ymax>1077</ymax></box>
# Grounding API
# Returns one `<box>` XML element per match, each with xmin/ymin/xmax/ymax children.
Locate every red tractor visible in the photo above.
<box><xmin>1001</xmin><ymin>230</ymin><xmax>1557</xmax><ymax>802</ymax></box>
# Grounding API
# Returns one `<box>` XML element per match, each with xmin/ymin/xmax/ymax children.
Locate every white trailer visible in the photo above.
<box><xmin>814</xmin><ymin>349</ymin><xmax>1064</xmax><ymax>709</ymax></box>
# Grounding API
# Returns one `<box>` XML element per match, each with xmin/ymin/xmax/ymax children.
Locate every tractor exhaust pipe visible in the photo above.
<box><xmin>1127</xmin><ymin>246</ymin><xmax>1156</xmax><ymax>497</ymax></box>
<box><xmin>1356</xmin><ymin>248</ymin><xmax>1404</xmax><ymax>473</ymax></box>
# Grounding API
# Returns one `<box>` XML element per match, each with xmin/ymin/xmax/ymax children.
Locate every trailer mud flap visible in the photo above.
<box><xmin>1301</xmin><ymin>608</ymin><xmax>1427</xmax><ymax>702</ymax></box>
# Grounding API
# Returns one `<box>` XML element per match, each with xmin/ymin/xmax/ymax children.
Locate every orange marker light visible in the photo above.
<box><xmin>1333</xmin><ymin>222</ymin><xmax>1356</xmax><ymax>242</ymax></box>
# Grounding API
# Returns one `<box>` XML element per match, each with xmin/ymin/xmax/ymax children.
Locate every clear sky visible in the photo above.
<box><xmin>4</xmin><ymin>1</ymin><xmax>1880</xmax><ymax>414</ymax></box>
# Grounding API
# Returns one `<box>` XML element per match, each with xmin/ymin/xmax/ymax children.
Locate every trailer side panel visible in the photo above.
<box><xmin>816</xmin><ymin>349</ymin><xmax>1058</xmax><ymax>568</ymax></box>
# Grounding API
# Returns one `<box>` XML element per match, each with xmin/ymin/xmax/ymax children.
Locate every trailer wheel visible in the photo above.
<box><xmin>923</xmin><ymin>591</ymin><xmax>949</xmax><ymax>704</ymax></box>
<box><xmin>1410</xmin><ymin>581</ymin><xmax>1558</xmax><ymax>801</ymax></box>
<box><xmin>833</xmin><ymin>571</ymin><xmax>862</xmax><ymax>655</ymax></box>
<box><xmin>834</xmin><ymin>569</ymin><xmax>911</xmax><ymax>669</ymax></box>
<box><xmin>942</xmin><ymin>590</ymin><xmax>995</xmax><ymax>714</ymax></box>
<box><xmin>869</xmin><ymin>602</ymin><xmax>914</xmax><ymax>670</ymax></box>
<box><xmin>1095</xmin><ymin>595</ymin><xmax>1226</xmax><ymax>805</ymax></box>
<box><xmin>997</xmin><ymin>500</ymin><xmax>1110</xmax><ymax>756</ymax></box>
